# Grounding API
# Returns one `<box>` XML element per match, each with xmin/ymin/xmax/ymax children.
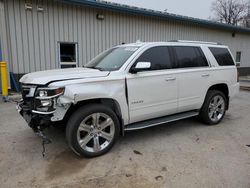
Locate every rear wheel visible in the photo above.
<box><xmin>199</xmin><ymin>90</ymin><xmax>227</xmax><ymax>125</ymax></box>
<box><xmin>66</xmin><ymin>104</ymin><xmax>120</xmax><ymax>157</ymax></box>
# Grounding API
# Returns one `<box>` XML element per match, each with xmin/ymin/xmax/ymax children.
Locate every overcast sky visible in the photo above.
<box><xmin>107</xmin><ymin>0</ymin><xmax>214</xmax><ymax>20</ymax></box>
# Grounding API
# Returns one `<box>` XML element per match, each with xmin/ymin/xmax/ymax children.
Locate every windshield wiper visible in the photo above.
<box><xmin>91</xmin><ymin>67</ymin><xmax>103</xmax><ymax>71</ymax></box>
<box><xmin>83</xmin><ymin>66</ymin><xmax>103</xmax><ymax>71</ymax></box>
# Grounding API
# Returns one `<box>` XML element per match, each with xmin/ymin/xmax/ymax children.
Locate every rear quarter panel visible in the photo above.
<box><xmin>202</xmin><ymin>45</ymin><xmax>239</xmax><ymax>101</ymax></box>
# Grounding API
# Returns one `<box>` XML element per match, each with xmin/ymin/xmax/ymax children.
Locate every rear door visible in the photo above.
<box><xmin>126</xmin><ymin>46</ymin><xmax>178</xmax><ymax>123</ymax></box>
<box><xmin>171</xmin><ymin>46</ymin><xmax>211</xmax><ymax>112</ymax></box>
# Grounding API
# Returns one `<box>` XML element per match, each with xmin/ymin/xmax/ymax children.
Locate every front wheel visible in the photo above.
<box><xmin>199</xmin><ymin>90</ymin><xmax>227</xmax><ymax>125</ymax></box>
<box><xmin>66</xmin><ymin>104</ymin><xmax>120</xmax><ymax>157</ymax></box>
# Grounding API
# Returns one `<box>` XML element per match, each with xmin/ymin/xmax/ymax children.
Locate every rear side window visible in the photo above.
<box><xmin>135</xmin><ymin>46</ymin><xmax>173</xmax><ymax>70</ymax></box>
<box><xmin>172</xmin><ymin>46</ymin><xmax>208</xmax><ymax>68</ymax></box>
<box><xmin>209</xmin><ymin>47</ymin><xmax>235</xmax><ymax>66</ymax></box>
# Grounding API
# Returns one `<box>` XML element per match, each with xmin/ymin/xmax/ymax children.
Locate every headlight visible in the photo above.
<box><xmin>39</xmin><ymin>90</ymin><xmax>48</xmax><ymax>97</ymax></box>
<box><xmin>36</xmin><ymin>87</ymin><xmax>65</xmax><ymax>99</ymax></box>
<box><xmin>33</xmin><ymin>87</ymin><xmax>65</xmax><ymax>114</ymax></box>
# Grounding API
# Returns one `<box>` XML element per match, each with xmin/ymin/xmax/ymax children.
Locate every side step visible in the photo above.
<box><xmin>124</xmin><ymin>111</ymin><xmax>199</xmax><ymax>131</ymax></box>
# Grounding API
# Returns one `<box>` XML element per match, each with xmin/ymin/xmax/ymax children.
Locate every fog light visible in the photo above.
<box><xmin>36</xmin><ymin>107</ymin><xmax>49</xmax><ymax>112</ymax></box>
<box><xmin>40</xmin><ymin>99</ymin><xmax>52</xmax><ymax>107</ymax></box>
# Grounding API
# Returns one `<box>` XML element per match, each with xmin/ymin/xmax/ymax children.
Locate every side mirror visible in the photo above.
<box><xmin>130</xmin><ymin>62</ymin><xmax>151</xmax><ymax>73</ymax></box>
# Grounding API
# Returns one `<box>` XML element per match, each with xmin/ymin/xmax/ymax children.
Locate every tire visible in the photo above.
<box><xmin>199</xmin><ymin>90</ymin><xmax>227</xmax><ymax>125</ymax></box>
<box><xmin>66</xmin><ymin>104</ymin><xmax>120</xmax><ymax>157</ymax></box>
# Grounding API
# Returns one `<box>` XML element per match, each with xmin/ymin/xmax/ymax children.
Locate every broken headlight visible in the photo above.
<box><xmin>34</xmin><ymin>87</ymin><xmax>65</xmax><ymax>113</ymax></box>
<box><xmin>36</xmin><ymin>87</ymin><xmax>65</xmax><ymax>99</ymax></box>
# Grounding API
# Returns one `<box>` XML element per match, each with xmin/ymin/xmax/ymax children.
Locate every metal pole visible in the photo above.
<box><xmin>0</xmin><ymin>62</ymin><xmax>8</xmax><ymax>102</ymax></box>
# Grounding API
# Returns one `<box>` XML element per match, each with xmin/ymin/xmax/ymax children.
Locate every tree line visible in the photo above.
<box><xmin>211</xmin><ymin>0</ymin><xmax>250</xmax><ymax>27</ymax></box>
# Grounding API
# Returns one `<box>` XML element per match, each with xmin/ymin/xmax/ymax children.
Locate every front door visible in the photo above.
<box><xmin>126</xmin><ymin>46</ymin><xmax>178</xmax><ymax>123</ymax></box>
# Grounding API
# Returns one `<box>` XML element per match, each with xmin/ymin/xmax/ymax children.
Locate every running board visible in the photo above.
<box><xmin>124</xmin><ymin>111</ymin><xmax>199</xmax><ymax>131</ymax></box>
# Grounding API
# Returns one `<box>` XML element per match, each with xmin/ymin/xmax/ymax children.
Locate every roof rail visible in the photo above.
<box><xmin>168</xmin><ymin>40</ymin><xmax>223</xmax><ymax>45</ymax></box>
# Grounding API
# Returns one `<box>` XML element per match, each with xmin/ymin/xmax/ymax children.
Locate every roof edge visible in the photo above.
<box><xmin>59</xmin><ymin>0</ymin><xmax>250</xmax><ymax>34</ymax></box>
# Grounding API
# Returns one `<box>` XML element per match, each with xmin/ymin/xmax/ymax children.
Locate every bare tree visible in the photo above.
<box><xmin>242</xmin><ymin>0</ymin><xmax>250</xmax><ymax>27</ymax></box>
<box><xmin>211</xmin><ymin>0</ymin><xmax>248</xmax><ymax>25</ymax></box>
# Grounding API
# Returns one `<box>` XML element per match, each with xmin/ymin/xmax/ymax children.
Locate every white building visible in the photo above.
<box><xmin>0</xmin><ymin>0</ymin><xmax>250</xmax><ymax>89</ymax></box>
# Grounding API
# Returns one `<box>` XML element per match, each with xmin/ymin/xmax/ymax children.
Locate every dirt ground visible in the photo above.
<box><xmin>0</xmin><ymin>91</ymin><xmax>249</xmax><ymax>188</ymax></box>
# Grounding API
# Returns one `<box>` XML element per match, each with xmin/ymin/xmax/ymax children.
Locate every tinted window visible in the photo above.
<box><xmin>134</xmin><ymin>46</ymin><xmax>173</xmax><ymax>71</ymax></box>
<box><xmin>172</xmin><ymin>46</ymin><xmax>208</xmax><ymax>68</ymax></box>
<box><xmin>209</xmin><ymin>47</ymin><xmax>235</xmax><ymax>66</ymax></box>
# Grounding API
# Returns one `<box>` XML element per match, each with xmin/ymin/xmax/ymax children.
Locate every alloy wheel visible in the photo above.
<box><xmin>77</xmin><ymin>113</ymin><xmax>115</xmax><ymax>153</ymax></box>
<box><xmin>208</xmin><ymin>95</ymin><xmax>225</xmax><ymax>122</ymax></box>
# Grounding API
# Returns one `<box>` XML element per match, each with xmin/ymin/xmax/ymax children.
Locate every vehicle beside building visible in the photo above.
<box><xmin>17</xmin><ymin>41</ymin><xmax>239</xmax><ymax>157</ymax></box>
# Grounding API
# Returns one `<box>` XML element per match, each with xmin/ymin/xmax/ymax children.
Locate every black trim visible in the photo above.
<box><xmin>124</xmin><ymin>77</ymin><xmax>129</xmax><ymax>105</ymax></box>
<box><xmin>125</xmin><ymin>110</ymin><xmax>199</xmax><ymax>131</ymax></box>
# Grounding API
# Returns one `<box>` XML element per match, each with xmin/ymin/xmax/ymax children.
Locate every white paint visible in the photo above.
<box><xmin>19</xmin><ymin>67</ymin><xmax>109</xmax><ymax>85</ymax></box>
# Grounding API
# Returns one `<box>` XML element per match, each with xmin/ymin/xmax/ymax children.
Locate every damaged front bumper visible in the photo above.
<box><xmin>16</xmin><ymin>100</ymin><xmax>53</xmax><ymax>132</ymax></box>
<box><xmin>17</xmin><ymin>85</ymin><xmax>72</xmax><ymax>156</ymax></box>
<box><xmin>17</xmin><ymin>95</ymin><xmax>71</xmax><ymax>130</ymax></box>
<box><xmin>17</xmin><ymin>100</ymin><xmax>53</xmax><ymax>157</ymax></box>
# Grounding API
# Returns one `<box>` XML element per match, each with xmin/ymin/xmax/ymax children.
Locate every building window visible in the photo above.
<box><xmin>59</xmin><ymin>43</ymin><xmax>78</xmax><ymax>68</ymax></box>
<box><xmin>236</xmin><ymin>51</ymin><xmax>241</xmax><ymax>63</ymax></box>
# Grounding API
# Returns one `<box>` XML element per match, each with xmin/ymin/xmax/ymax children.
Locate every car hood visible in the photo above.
<box><xmin>19</xmin><ymin>68</ymin><xmax>110</xmax><ymax>85</ymax></box>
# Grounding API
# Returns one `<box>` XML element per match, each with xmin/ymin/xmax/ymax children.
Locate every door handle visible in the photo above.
<box><xmin>165</xmin><ymin>77</ymin><xmax>176</xmax><ymax>81</ymax></box>
<box><xmin>201</xmin><ymin>73</ymin><xmax>210</xmax><ymax>77</ymax></box>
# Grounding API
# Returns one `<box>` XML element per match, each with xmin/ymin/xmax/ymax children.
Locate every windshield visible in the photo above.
<box><xmin>85</xmin><ymin>46</ymin><xmax>139</xmax><ymax>71</ymax></box>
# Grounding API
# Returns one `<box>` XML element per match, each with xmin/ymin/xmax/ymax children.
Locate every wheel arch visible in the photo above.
<box><xmin>63</xmin><ymin>98</ymin><xmax>124</xmax><ymax>135</ymax></box>
<box><xmin>206</xmin><ymin>83</ymin><xmax>229</xmax><ymax>109</ymax></box>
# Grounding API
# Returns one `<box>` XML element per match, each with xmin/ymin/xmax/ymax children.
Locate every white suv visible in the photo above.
<box><xmin>17</xmin><ymin>41</ymin><xmax>239</xmax><ymax>157</ymax></box>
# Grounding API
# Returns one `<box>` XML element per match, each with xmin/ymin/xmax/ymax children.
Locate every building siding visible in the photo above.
<box><xmin>1</xmin><ymin>0</ymin><xmax>250</xmax><ymax>76</ymax></box>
